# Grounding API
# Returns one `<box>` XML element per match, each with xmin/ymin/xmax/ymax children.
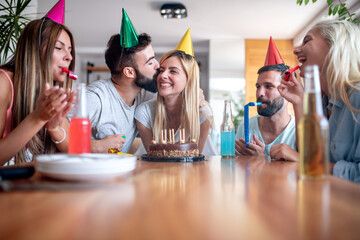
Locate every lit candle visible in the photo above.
<box><xmin>171</xmin><ymin>129</ymin><xmax>175</xmax><ymax>144</ymax></box>
<box><xmin>244</xmin><ymin>102</ymin><xmax>262</xmax><ymax>148</ymax></box>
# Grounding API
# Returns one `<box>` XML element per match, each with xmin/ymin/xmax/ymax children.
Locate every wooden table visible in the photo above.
<box><xmin>1</xmin><ymin>156</ymin><xmax>360</xmax><ymax>240</ymax></box>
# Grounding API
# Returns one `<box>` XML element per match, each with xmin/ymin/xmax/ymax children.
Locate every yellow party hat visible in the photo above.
<box><xmin>175</xmin><ymin>28</ymin><xmax>194</xmax><ymax>57</ymax></box>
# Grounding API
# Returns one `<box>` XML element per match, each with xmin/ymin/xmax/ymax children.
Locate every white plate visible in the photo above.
<box><xmin>35</xmin><ymin>153</ymin><xmax>137</xmax><ymax>182</ymax></box>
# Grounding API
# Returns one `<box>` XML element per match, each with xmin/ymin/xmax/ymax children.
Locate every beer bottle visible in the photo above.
<box><xmin>298</xmin><ymin>65</ymin><xmax>329</xmax><ymax>179</ymax></box>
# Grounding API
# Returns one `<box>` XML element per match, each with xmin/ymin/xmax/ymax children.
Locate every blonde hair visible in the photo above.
<box><xmin>1</xmin><ymin>19</ymin><xmax>75</xmax><ymax>163</ymax></box>
<box><xmin>153</xmin><ymin>50</ymin><xmax>213</xmax><ymax>143</ymax></box>
<box><xmin>313</xmin><ymin>20</ymin><xmax>360</xmax><ymax>118</ymax></box>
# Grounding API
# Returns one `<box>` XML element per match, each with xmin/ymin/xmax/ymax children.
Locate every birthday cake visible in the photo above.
<box><xmin>148</xmin><ymin>142</ymin><xmax>199</xmax><ymax>158</ymax></box>
<box><xmin>147</xmin><ymin>128</ymin><xmax>200</xmax><ymax>158</ymax></box>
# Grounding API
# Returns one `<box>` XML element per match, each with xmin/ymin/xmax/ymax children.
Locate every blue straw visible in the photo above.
<box><xmin>244</xmin><ymin>102</ymin><xmax>262</xmax><ymax>147</ymax></box>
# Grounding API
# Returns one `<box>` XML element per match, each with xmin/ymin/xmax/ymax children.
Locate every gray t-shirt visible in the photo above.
<box><xmin>87</xmin><ymin>78</ymin><xmax>156</xmax><ymax>153</ymax></box>
<box><xmin>235</xmin><ymin>115</ymin><xmax>296</xmax><ymax>156</ymax></box>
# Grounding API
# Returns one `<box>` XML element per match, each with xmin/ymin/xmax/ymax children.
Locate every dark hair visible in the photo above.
<box><xmin>257</xmin><ymin>63</ymin><xmax>289</xmax><ymax>75</ymax></box>
<box><xmin>105</xmin><ymin>33</ymin><xmax>152</xmax><ymax>76</ymax></box>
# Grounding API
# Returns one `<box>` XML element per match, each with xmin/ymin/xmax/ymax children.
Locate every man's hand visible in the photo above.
<box><xmin>199</xmin><ymin>88</ymin><xmax>205</xmax><ymax>107</ymax></box>
<box><xmin>91</xmin><ymin>134</ymin><xmax>126</xmax><ymax>153</ymax></box>
<box><xmin>235</xmin><ymin>134</ymin><xmax>265</xmax><ymax>156</ymax></box>
<box><xmin>270</xmin><ymin>143</ymin><xmax>299</xmax><ymax>162</ymax></box>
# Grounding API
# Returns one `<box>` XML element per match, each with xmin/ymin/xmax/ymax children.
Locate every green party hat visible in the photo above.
<box><xmin>120</xmin><ymin>8</ymin><xmax>139</xmax><ymax>48</ymax></box>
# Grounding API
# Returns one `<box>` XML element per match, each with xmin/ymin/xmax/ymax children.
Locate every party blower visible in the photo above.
<box><xmin>244</xmin><ymin>102</ymin><xmax>262</xmax><ymax>148</ymax></box>
<box><xmin>284</xmin><ymin>65</ymin><xmax>300</xmax><ymax>81</ymax></box>
<box><xmin>61</xmin><ymin>67</ymin><xmax>78</xmax><ymax>80</ymax></box>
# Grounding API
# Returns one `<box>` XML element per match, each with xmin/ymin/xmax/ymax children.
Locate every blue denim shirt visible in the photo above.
<box><xmin>326</xmin><ymin>89</ymin><xmax>360</xmax><ymax>183</ymax></box>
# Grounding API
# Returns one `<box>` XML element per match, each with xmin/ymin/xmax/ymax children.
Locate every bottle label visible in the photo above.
<box><xmin>221</xmin><ymin>130</ymin><xmax>235</xmax><ymax>156</ymax></box>
<box><xmin>68</xmin><ymin>118</ymin><xmax>91</xmax><ymax>154</ymax></box>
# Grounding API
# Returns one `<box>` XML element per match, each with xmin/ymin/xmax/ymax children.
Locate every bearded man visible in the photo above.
<box><xmin>235</xmin><ymin>38</ymin><xmax>297</xmax><ymax>159</ymax></box>
<box><xmin>87</xmin><ymin>32</ymin><xmax>160</xmax><ymax>153</ymax></box>
<box><xmin>87</xmin><ymin>10</ymin><xmax>205</xmax><ymax>153</ymax></box>
<box><xmin>84</xmin><ymin>9</ymin><xmax>160</xmax><ymax>153</ymax></box>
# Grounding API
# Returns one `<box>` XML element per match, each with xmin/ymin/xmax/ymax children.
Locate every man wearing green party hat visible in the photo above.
<box><xmin>87</xmin><ymin>9</ymin><xmax>160</xmax><ymax>153</ymax></box>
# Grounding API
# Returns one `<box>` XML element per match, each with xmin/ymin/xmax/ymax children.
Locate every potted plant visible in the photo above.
<box><xmin>297</xmin><ymin>0</ymin><xmax>359</xmax><ymax>24</ymax></box>
<box><xmin>0</xmin><ymin>0</ymin><xmax>32</xmax><ymax>64</ymax></box>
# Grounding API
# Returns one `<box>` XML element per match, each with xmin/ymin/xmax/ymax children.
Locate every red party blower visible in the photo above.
<box><xmin>61</xmin><ymin>67</ymin><xmax>78</xmax><ymax>80</ymax></box>
<box><xmin>284</xmin><ymin>65</ymin><xmax>300</xmax><ymax>81</ymax></box>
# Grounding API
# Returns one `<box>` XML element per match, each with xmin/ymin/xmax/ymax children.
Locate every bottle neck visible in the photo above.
<box><xmin>303</xmin><ymin>65</ymin><xmax>324</xmax><ymax>116</ymax></box>
<box><xmin>222</xmin><ymin>101</ymin><xmax>234</xmax><ymax>131</ymax></box>
<box><xmin>74</xmin><ymin>83</ymin><xmax>88</xmax><ymax>118</ymax></box>
<box><xmin>223</xmin><ymin>102</ymin><xmax>233</xmax><ymax>122</ymax></box>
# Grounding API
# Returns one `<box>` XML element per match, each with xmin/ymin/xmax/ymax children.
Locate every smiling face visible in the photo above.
<box><xmin>293</xmin><ymin>28</ymin><xmax>330</xmax><ymax>79</ymax></box>
<box><xmin>256</xmin><ymin>70</ymin><xmax>285</xmax><ymax>117</ymax></box>
<box><xmin>52</xmin><ymin>30</ymin><xmax>73</xmax><ymax>82</ymax></box>
<box><xmin>157</xmin><ymin>56</ymin><xmax>187</xmax><ymax>98</ymax></box>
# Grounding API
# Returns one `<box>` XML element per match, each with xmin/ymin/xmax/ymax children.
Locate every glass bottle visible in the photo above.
<box><xmin>220</xmin><ymin>99</ymin><xmax>235</xmax><ymax>158</ymax></box>
<box><xmin>68</xmin><ymin>83</ymin><xmax>91</xmax><ymax>154</ymax></box>
<box><xmin>298</xmin><ymin>65</ymin><xmax>329</xmax><ymax>179</ymax></box>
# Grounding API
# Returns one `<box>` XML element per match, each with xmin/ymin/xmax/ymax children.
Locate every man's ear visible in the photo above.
<box><xmin>123</xmin><ymin>67</ymin><xmax>136</xmax><ymax>78</ymax></box>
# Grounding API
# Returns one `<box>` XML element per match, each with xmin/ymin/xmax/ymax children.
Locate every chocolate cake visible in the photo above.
<box><xmin>147</xmin><ymin>128</ymin><xmax>200</xmax><ymax>158</ymax></box>
<box><xmin>148</xmin><ymin>142</ymin><xmax>199</xmax><ymax>158</ymax></box>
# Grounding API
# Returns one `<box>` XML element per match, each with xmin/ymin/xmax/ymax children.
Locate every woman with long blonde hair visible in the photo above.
<box><xmin>135</xmin><ymin>50</ymin><xmax>213</xmax><ymax>153</ymax></box>
<box><xmin>278</xmin><ymin>20</ymin><xmax>360</xmax><ymax>183</ymax></box>
<box><xmin>0</xmin><ymin>17</ymin><xmax>76</xmax><ymax>165</ymax></box>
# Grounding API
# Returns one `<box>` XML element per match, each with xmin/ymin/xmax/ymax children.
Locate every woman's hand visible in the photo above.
<box><xmin>277</xmin><ymin>73</ymin><xmax>304</xmax><ymax>107</ymax></box>
<box><xmin>32</xmin><ymin>84</ymin><xmax>69</xmax><ymax>123</ymax></box>
<box><xmin>46</xmin><ymin>88</ymin><xmax>76</xmax><ymax>131</ymax></box>
<box><xmin>270</xmin><ymin>143</ymin><xmax>299</xmax><ymax>162</ymax></box>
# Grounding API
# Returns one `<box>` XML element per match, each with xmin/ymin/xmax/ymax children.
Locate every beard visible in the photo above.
<box><xmin>134</xmin><ymin>68</ymin><xmax>158</xmax><ymax>93</ymax></box>
<box><xmin>257</xmin><ymin>95</ymin><xmax>284</xmax><ymax>117</ymax></box>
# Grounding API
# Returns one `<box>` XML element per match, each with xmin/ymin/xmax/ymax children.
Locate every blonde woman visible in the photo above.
<box><xmin>135</xmin><ymin>50</ymin><xmax>214</xmax><ymax>154</ymax></box>
<box><xmin>0</xmin><ymin>18</ymin><xmax>76</xmax><ymax>165</ymax></box>
<box><xmin>278</xmin><ymin>20</ymin><xmax>360</xmax><ymax>183</ymax></box>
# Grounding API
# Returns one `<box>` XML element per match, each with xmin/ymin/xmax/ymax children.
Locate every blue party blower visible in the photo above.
<box><xmin>244</xmin><ymin>102</ymin><xmax>262</xmax><ymax>147</ymax></box>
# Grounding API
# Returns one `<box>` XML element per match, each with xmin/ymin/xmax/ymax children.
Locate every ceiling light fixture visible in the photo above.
<box><xmin>160</xmin><ymin>3</ymin><xmax>187</xmax><ymax>19</ymax></box>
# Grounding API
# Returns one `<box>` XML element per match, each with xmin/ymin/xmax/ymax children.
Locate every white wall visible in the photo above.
<box><xmin>32</xmin><ymin>1</ymin><xmax>247</xmax><ymax>153</ymax></box>
<box><xmin>76</xmin><ymin>51</ymin><xmax>109</xmax><ymax>84</ymax></box>
<box><xmin>208</xmin><ymin>39</ymin><xmax>246</xmax><ymax>151</ymax></box>
<box><xmin>24</xmin><ymin>0</ymin><xmax>38</xmax><ymax>19</ymax></box>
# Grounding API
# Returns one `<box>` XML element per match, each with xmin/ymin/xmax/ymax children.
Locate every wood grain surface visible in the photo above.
<box><xmin>1</xmin><ymin>156</ymin><xmax>359</xmax><ymax>240</ymax></box>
